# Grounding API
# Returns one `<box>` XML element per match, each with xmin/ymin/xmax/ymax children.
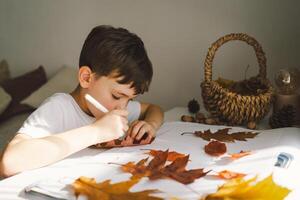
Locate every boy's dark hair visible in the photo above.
<box><xmin>79</xmin><ymin>25</ymin><xmax>153</xmax><ymax>94</ymax></box>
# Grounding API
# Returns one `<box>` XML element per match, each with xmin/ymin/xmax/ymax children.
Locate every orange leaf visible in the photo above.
<box><xmin>230</xmin><ymin>150</ymin><xmax>252</xmax><ymax>160</ymax></box>
<box><xmin>216</xmin><ymin>170</ymin><xmax>246</xmax><ymax>180</ymax></box>
<box><xmin>143</xmin><ymin>149</ymin><xmax>187</xmax><ymax>162</ymax></box>
<box><xmin>120</xmin><ymin>149</ymin><xmax>209</xmax><ymax>184</ymax></box>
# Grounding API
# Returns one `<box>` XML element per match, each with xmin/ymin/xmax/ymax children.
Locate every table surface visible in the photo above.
<box><xmin>0</xmin><ymin>107</ymin><xmax>300</xmax><ymax>200</ymax></box>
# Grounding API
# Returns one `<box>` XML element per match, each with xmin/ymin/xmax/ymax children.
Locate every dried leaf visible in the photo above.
<box><xmin>204</xmin><ymin>174</ymin><xmax>290</xmax><ymax>200</ymax></box>
<box><xmin>143</xmin><ymin>149</ymin><xmax>187</xmax><ymax>162</ymax></box>
<box><xmin>120</xmin><ymin>150</ymin><xmax>209</xmax><ymax>184</ymax></box>
<box><xmin>92</xmin><ymin>134</ymin><xmax>155</xmax><ymax>148</ymax></box>
<box><xmin>204</xmin><ymin>140</ymin><xmax>227</xmax><ymax>157</ymax></box>
<box><xmin>229</xmin><ymin>150</ymin><xmax>252</xmax><ymax>160</ymax></box>
<box><xmin>216</xmin><ymin>170</ymin><xmax>246</xmax><ymax>180</ymax></box>
<box><xmin>183</xmin><ymin>128</ymin><xmax>259</xmax><ymax>142</ymax></box>
<box><xmin>72</xmin><ymin>176</ymin><xmax>162</xmax><ymax>200</ymax></box>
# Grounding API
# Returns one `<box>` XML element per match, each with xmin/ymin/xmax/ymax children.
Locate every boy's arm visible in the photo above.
<box><xmin>128</xmin><ymin>103</ymin><xmax>164</xmax><ymax>142</ymax></box>
<box><xmin>0</xmin><ymin>110</ymin><xmax>128</xmax><ymax>178</ymax></box>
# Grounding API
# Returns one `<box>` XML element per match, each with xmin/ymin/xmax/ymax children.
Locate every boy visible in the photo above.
<box><xmin>0</xmin><ymin>25</ymin><xmax>164</xmax><ymax>177</ymax></box>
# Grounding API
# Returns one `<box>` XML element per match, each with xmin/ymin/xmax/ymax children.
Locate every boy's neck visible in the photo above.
<box><xmin>70</xmin><ymin>87</ymin><xmax>94</xmax><ymax>117</ymax></box>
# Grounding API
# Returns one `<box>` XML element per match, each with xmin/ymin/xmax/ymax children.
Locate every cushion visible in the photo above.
<box><xmin>22</xmin><ymin>66</ymin><xmax>78</xmax><ymax>108</ymax></box>
<box><xmin>0</xmin><ymin>60</ymin><xmax>11</xmax><ymax>84</ymax></box>
<box><xmin>1</xmin><ymin>66</ymin><xmax>47</xmax><ymax>103</ymax></box>
<box><xmin>0</xmin><ymin>87</ymin><xmax>12</xmax><ymax>115</ymax></box>
<box><xmin>0</xmin><ymin>66</ymin><xmax>47</xmax><ymax>122</ymax></box>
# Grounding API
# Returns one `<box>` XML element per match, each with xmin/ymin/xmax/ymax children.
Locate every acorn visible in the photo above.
<box><xmin>181</xmin><ymin>115</ymin><xmax>195</xmax><ymax>122</ymax></box>
<box><xmin>247</xmin><ymin>121</ymin><xmax>257</xmax><ymax>129</ymax></box>
<box><xmin>196</xmin><ymin>112</ymin><xmax>206</xmax><ymax>121</ymax></box>
<box><xmin>204</xmin><ymin>118</ymin><xmax>217</xmax><ymax>125</ymax></box>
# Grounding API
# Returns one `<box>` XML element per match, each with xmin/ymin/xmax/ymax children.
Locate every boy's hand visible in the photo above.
<box><xmin>92</xmin><ymin>109</ymin><xmax>128</xmax><ymax>143</ymax></box>
<box><xmin>127</xmin><ymin>120</ymin><xmax>157</xmax><ymax>144</ymax></box>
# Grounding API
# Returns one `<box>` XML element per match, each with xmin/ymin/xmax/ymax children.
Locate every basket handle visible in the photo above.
<box><xmin>204</xmin><ymin>33</ymin><xmax>267</xmax><ymax>82</ymax></box>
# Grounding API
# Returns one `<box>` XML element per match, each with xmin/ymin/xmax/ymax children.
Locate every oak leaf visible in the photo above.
<box><xmin>72</xmin><ymin>176</ymin><xmax>162</xmax><ymax>200</ymax></box>
<box><xmin>182</xmin><ymin>128</ymin><xmax>259</xmax><ymax>142</ymax></box>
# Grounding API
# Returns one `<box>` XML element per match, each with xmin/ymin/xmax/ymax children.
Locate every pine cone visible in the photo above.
<box><xmin>269</xmin><ymin>105</ymin><xmax>296</xmax><ymax>128</ymax></box>
<box><xmin>188</xmin><ymin>99</ymin><xmax>200</xmax><ymax>114</ymax></box>
<box><xmin>231</xmin><ymin>77</ymin><xmax>268</xmax><ymax>95</ymax></box>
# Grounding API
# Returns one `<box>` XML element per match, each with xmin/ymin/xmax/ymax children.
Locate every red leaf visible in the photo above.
<box><xmin>204</xmin><ymin>140</ymin><xmax>227</xmax><ymax>156</ymax></box>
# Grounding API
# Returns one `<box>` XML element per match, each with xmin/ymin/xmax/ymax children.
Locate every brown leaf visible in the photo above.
<box><xmin>92</xmin><ymin>134</ymin><xmax>155</xmax><ymax>148</ymax></box>
<box><xmin>120</xmin><ymin>150</ymin><xmax>209</xmax><ymax>184</ymax></box>
<box><xmin>72</xmin><ymin>176</ymin><xmax>162</xmax><ymax>200</ymax></box>
<box><xmin>143</xmin><ymin>149</ymin><xmax>187</xmax><ymax>162</ymax></box>
<box><xmin>229</xmin><ymin>150</ymin><xmax>252</xmax><ymax>160</ymax></box>
<box><xmin>184</xmin><ymin>128</ymin><xmax>259</xmax><ymax>143</ymax></box>
<box><xmin>216</xmin><ymin>170</ymin><xmax>246</xmax><ymax>180</ymax></box>
<box><xmin>204</xmin><ymin>140</ymin><xmax>227</xmax><ymax>156</ymax></box>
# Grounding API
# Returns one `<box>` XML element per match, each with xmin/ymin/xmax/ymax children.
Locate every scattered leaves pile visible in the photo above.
<box><xmin>119</xmin><ymin>149</ymin><xmax>210</xmax><ymax>184</ymax></box>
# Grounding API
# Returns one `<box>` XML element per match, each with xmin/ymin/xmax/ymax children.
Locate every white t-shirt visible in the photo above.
<box><xmin>18</xmin><ymin>93</ymin><xmax>141</xmax><ymax>138</ymax></box>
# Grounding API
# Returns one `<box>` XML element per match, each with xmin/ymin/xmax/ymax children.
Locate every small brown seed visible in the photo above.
<box><xmin>205</xmin><ymin>118</ymin><xmax>217</xmax><ymax>125</ymax></box>
<box><xmin>247</xmin><ymin>121</ymin><xmax>257</xmax><ymax>129</ymax></box>
<box><xmin>181</xmin><ymin>115</ymin><xmax>195</xmax><ymax>122</ymax></box>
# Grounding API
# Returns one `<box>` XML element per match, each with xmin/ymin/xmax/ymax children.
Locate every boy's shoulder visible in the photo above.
<box><xmin>41</xmin><ymin>93</ymin><xmax>73</xmax><ymax>107</ymax></box>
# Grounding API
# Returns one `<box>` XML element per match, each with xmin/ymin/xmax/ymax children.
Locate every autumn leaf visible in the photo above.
<box><xmin>215</xmin><ymin>170</ymin><xmax>246</xmax><ymax>180</ymax></box>
<box><xmin>203</xmin><ymin>174</ymin><xmax>291</xmax><ymax>200</ymax></box>
<box><xmin>92</xmin><ymin>134</ymin><xmax>155</xmax><ymax>148</ymax></box>
<box><xmin>142</xmin><ymin>149</ymin><xmax>187</xmax><ymax>162</ymax></box>
<box><xmin>72</xmin><ymin>176</ymin><xmax>162</xmax><ymax>200</ymax></box>
<box><xmin>119</xmin><ymin>150</ymin><xmax>209</xmax><ymax>184</ymax></box>
<box><xmin>229</xmin><ymin>150</ymin><xmax>252</xmax><ymax>160</ymax></box>
<box><xmin>182</xmin><ymin>128</ymin><xmax>259</xmax><ymax>142</ymax></box>
<box><xmin>204</xmin><ymin>140</ymin><xmax>227</xmax><ymax>157</ymax></box>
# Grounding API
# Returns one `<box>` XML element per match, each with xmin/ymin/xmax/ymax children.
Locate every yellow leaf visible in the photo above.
<box><xmin>72</xmin><ymin>176</ymin><xmax>163</xmax><ymax>200</ymax></box>
<box><xmin>204</xmin><ymin>174</ymin><xmax>290</xmax><ymax>200</ymax></box>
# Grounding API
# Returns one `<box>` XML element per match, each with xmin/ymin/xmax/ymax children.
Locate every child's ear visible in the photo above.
<box><xmin>78</xmin><ymin>66</ymin><xmax>93</xmax><ymax>88</ymax></box>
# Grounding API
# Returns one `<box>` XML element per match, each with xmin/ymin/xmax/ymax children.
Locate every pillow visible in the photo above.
<box><xmin>0</xmin><ymin>66</ymin><xmax>46</xmax><ymax>122</ymax></box>
<box><xmin>0</xmin><ymin>60</ymin><xmax>11</xmax><ymax>84</ymax></box>
<box><xmin>1</xmin><ymin>66</ymin><xmax>47</xmax><ymax>103</ymax></box>
<box><xmin>22</xmin><ymin>66</ymin><xmax>78</xmax><ymax>108</ymax></box>
<box><xmin>0</xmin><ymin>87</ymin><xmax>12</xmax><ymax>115</ymax></box>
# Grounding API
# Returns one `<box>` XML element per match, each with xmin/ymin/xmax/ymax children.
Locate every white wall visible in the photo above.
<box><xmin>0</xmin><ymin>0</ymin><xmax>299</xmax><ymax>110</ymax></box>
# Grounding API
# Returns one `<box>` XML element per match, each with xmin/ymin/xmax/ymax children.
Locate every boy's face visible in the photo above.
<box><xmin>86</xmin><ymin>73</ymin><xmax>137</xmax><ymax>118</ymax></box>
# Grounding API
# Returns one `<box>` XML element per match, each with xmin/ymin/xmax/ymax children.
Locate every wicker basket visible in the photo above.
<box><xmin>201</xmin><ymin>33</ymin><xmax>273</xmax><ymax>125</ymax></box>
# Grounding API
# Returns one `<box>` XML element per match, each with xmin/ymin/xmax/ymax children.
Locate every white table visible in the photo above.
<box><xmin>0</xmin><ymin>107</ymin><xmax>300</xmax><ymax>200</ymax></box>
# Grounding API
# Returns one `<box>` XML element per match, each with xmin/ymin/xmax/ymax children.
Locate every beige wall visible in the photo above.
<box><xmin>1</xmin><ymin>0</ymin><xmax>299</xmax><ymax>110</ymax></box>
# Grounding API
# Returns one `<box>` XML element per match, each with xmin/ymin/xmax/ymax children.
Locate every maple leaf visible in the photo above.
<box><xmin>92</xmin><ymin>134</ymin><xmax>155</xmax><ymax>148</ymax></box>
<box><xmin>229</xmin><ymin>150</ymin><xmax>252</xmax><ymax>160</ymax></box>
<box><xmin>203</xmin><ymin>174</ymin><xmax>290</xmax><ymax>200</ymax></box>
<box><xmin>182</xmin><ymin>128</ymin><xmax>259</xmax><ymax>142</ymax></box>
<box><xmin>215</xmin><ymin>170</ymin><xmax>246</xmax><ymax>180</ymax></box>
<box><xmin>142</xmin><ymin>149</ymin><xmax>187</xmax><ymax>162</ymax></box>
<box><xmin>119</xmin><ymin>150</ymin><xmax>209</xmax><ymax>184</ymax></box>
<box><xmin>72</xmin><ymin>176</ymin><xmax>162</xmax><ymax>200</ymax></box>
<box><xmin>204</xmin><ymin>140</ymin><xmax>227</xmax><ymax>156</ymax></box>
